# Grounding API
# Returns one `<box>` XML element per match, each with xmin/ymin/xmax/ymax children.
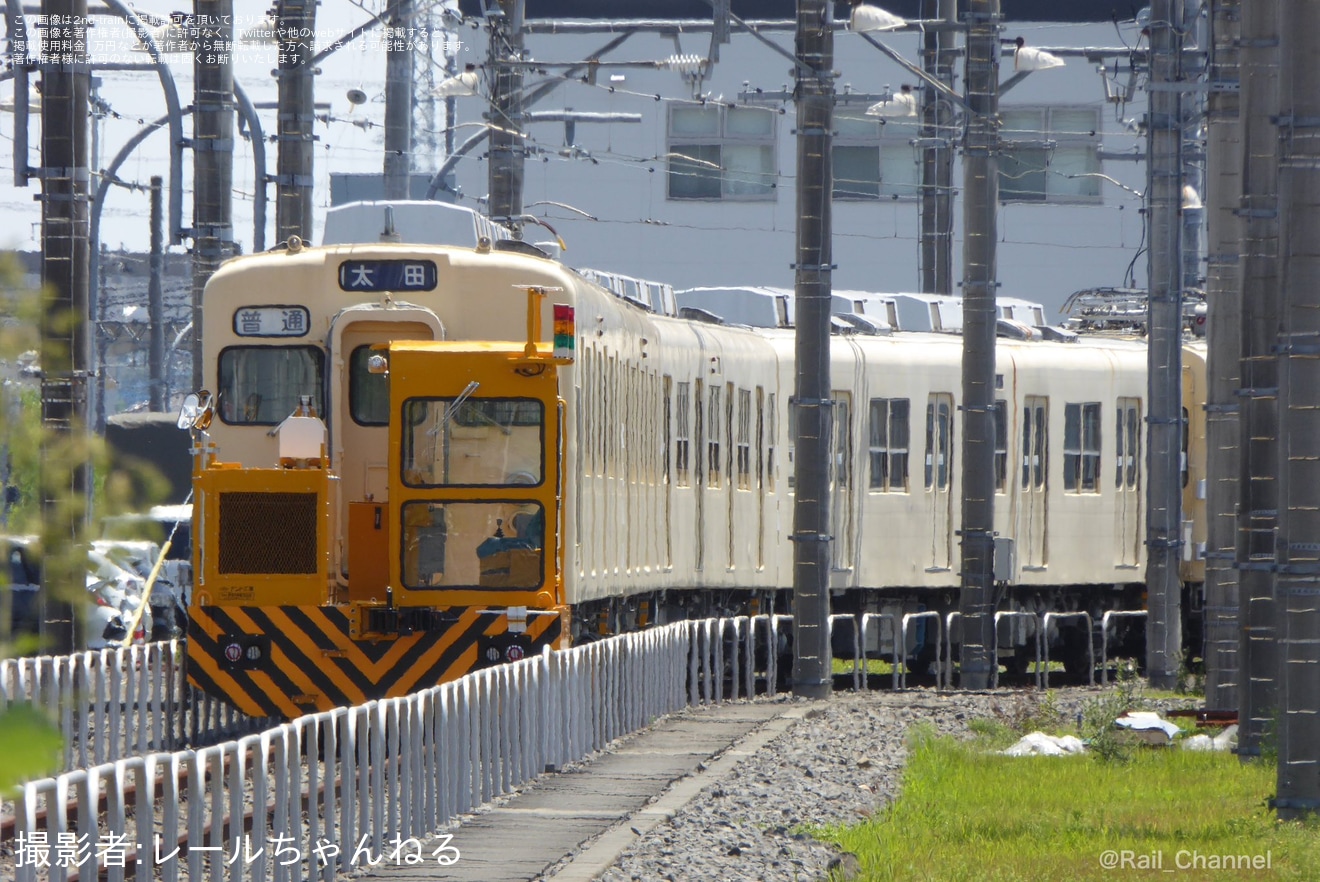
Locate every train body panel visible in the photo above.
<box><xmin>185</xmin><ymin>203</ymin><xmax>1211</xmax><ymax>714</ymax></box>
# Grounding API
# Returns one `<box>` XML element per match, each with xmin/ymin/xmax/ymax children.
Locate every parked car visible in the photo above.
<box><xmin>85</xmin><ymin>548</ymin><xmax>154</xmax><ymax>649</ymax></box>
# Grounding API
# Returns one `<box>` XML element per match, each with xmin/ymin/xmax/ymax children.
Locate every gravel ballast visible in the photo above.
<box><xmin>593</xmin><ymin>688</ymin><xmax>1107</xmax><ymax>882</ymax></box>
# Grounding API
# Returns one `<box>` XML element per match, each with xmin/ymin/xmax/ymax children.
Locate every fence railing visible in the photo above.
<box><xmin>12</xmin><ymin>617</ymin><xmax>784</xmax><ymax>882</ymax></box>
<box><xmin>0</xmin><ymin>641</ymin><xmax>273</xmax><ymax>776</ymax></box>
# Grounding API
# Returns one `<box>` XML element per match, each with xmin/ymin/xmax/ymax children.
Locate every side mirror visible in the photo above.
<box><xmin>176</xmin><ymin>390</ymin><xmax>214</xmax><ymax>430</ymax></box>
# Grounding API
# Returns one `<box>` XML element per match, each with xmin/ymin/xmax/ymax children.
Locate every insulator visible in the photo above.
<box><xmin>660</xmin><ymin>54</ymin><xmax>705</xmax><ymax>74</ymax></box>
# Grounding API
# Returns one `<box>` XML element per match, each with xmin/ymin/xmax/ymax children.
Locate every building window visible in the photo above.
<box><xmin>1064</xmin><ymin>402</ymin><xmax>1102</xmax><ymax>492</ymax></box>
<box><xmin>831</xmin><ymin>105</ymin><xmax>920</xmax><ymax>200</ymax></box>
<box><xmin>1116</xmin><ymin>397</ymin><xmax>1140</xmax><ymax>490</ymax></box>
<box><xmin>668</xmin><ymin>104</ymin><xmax>777</xmax><ymax>200</ymax></box>
<box><xmin>999</xmin><ymin>106</ymin><xmax>1102</xmax><ymax>203</ymax></box>
<box><xmin>868</xmin><ymin>397</ymin><xmax>910</xmax><ymax>492</ymax></box>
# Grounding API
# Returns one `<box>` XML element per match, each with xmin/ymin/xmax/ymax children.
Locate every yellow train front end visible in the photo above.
<box><xmin>187</xmin><ymin>324</ymin><xmax>573</xmax><ymax>718</ymax></box>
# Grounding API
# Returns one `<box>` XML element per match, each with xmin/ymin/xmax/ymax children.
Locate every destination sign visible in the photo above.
<box><xmin>233</xmin><ymin>305</ymin><xmax>311</xmax><ymax>338</ymax></box>
<box><xmin>338</xmin><ymin>259</ymin><xmax>439</xmax><ymax>292</ymax></box>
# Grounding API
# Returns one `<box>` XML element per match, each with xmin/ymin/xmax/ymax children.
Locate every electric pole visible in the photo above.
<box><xmin>487</xmin><ymin>0</ymin><xmax>525</xmax><ymax>231</ymax></box>
<box><xmin>1273</xmin><ymin>0</ymin><xmax>1320</xmax><ymax>821</ymax></box>
<box><xmin>38</xmin><ymin>0</ymin><xmax>92</xmax><ymax>654</ymax></box>
<box><xmin>790</xmin><ymin>0</ymin><xmax>834</xmax><ymax>700</ymax></box>
<box><xmin>149</xmin><ymin>175</ymin><xmax>165</xmax><ymax>412</ymax></box>
<box><xmin>383</xmin><ymin>0</ymin><xmax>415</xmax><ymax>199</ymax></box>
<box><xmin>275</xmin><ymin>0</ymin><xmax>317</xmax><ymax>243</ymax></box>
<box><xmin>1235</xmin><ymin>0</ymin><xmax>1280</xmax><ymax>759</ymax></box>
<box><xmin>192</xmin><ymin>0</ymin><xmax>234</xmax><ymax>389</ymax></box>
<box><xmin>957</xmin><ymin>0</ymin><xmax>999</xmax><ymax>690</ymax></box>
<box><xmin>1201</xmin><ymin>0</ymin><xmax>1241</xmax><ymax>710</ymax></box>
<box><xmin>919</xmin><ymin>0</ymin><xmax>955</xmax><ymax>296</ymax></box>
<box><xmin>1144</xmin><ymin>0</ymin><xmax>1186</xmax><ymax>692</ymax></box>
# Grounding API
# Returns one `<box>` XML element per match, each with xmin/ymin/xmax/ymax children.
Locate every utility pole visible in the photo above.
<box><xmin>148</xmin><ymin>175</ymin><xmax>165</xmax><ymax>412</ymax></box>
<box><xmin>1274</xmin><ymin>0</ymin><xmax>1320</xmax><ymax>821</ymax></box>
<box><xmin>383</xmin><ymin>0</ymin><xmax>414</xmax><ymax>199</ymax></box>
<box><xmin>192</xmin><ymin>0</ymin><xmax>234</xmax><ymax>390</ymax></box>
<box><xmin>1144</xmin><ymin>0</ymin><xmax>1185</xmax><ymax>692</ymax></box>
<box><xmin>1235</xmin><ymin>0</ymin><xmax>1280</xmax><ymax>760</ymax></box>
<box><xmin>275</xmin><ymin>0</ymin><xmax>316</xmax><ymax>244</ymax></box>
<box><xmin>957</xmin><ymin>0</ymin><xmax>998</xmax><ymax>690</ymax></box>
<box><xmin>1201</xmin><ymin>0</ymin><xmax>1241</xmax><ymax>711</ymax></box>
<box><xmin>487</xmin><ymin>0</ymin><xmax>525</xmax><ymax>231</ymax></box>
<box><xmin>790</xmin><ymin>0</ymin><xmax>833</xmax><ymax>700</ymax></box>
<box><xmin>918</xmin><ymin>0</ymin><xmax>955</xmax><ymax>296</ymax></box>
<box><xmin>38</xmin><ymin>0</ymin><xmax>92</xmax><ymax>654</ymax></box>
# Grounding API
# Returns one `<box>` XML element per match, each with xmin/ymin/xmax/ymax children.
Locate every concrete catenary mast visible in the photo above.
<box><xmin>488</xmin><ymin>0</ymin><xmax>525</xmax><ymax>231</ymax></box>
<box><xmin>192</xmin><ymin>1</ymin><xmax>234</xmax><ymax>389</ymax></box>
<box><xmin>275</xmin><ymin>0</ymin><xmax>317</xmax><ymax>243</ymax></box>
<box><xmin>919</xmin><ymin>0</ymin><xmax>956</xmax><ymax>296</ymax></box>
<box><xmin>1235</xmin><ymin>0</ymin><xmax>1280</xmax><ymax>760</ymax></box>
<box><xmin>383</xmin><ymin>0</ymin><xmax>415</xmax><ymax>199</ymax></box>
<box><xmin>957</xmin><ymin>0</ymin><xmax>999</xmax><ymax>690</ymax></box>
<box><xmin>1273</xmin><ymin>0</ymin><xmax>1320</xmax><ymax>821</ymax></box>
<box><xmin>790</xmin><ymin>0</ymin><xmax>834</xmax><ymax>700</ymax></box>
<box><xmin>1201</xmin><ymin>0</ymin><xmax>1241</xmax><ymax>711</ymax></box>
<box><xmin>1144</xmin><ymin>0</ymin><xmax>1185</xmax><ymax>692</ymax></box>
<box><xmin>38</xmin><ymin>0</ymin><xmax>92</xmax><ymax>654</ymax></box>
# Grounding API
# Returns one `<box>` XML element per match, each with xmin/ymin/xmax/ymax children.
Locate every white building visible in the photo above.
<box><xmin>449</xmin><ymin>15</ymin><xmax>1158</xmax><ymax>319</ymax></box>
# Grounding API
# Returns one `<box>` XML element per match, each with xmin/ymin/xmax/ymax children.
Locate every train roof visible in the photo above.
<box><xmin>321</xmin><ymin>201</ymin><xmax>512</xmax><ymax>248</ymax></box>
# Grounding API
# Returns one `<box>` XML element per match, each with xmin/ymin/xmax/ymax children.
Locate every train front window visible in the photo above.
<box><xmin>402</xmin><ymin>397</ymin><xmax>544</xmax><ymax>486</ymax></box>
<box><xmin>217</xmin><ymin>345</ymin><xmax>324</xmax><ymax>425</ymax></box>
<box><xmin>402</xmin><ymin>500</ymin><xmax>545</xmax><ymax>590</ymax></box>
<box><xmin>349</xmin><ymin>345</ymin><xmax>390</xmax><ymax>425</ymax></box>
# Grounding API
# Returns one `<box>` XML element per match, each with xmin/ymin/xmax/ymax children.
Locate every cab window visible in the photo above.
<box><xmin>218</xmin><ymin>346</ymin><xmax>324</xmax><ymax>425</ymax></box>
<box><xmin>349</xmin><ymin>345</ymin><xmax>390</xmax><ymax>426</ymax></box>
<box><xmin>402</xmin><ymin>397</ymin><xmax>544</xmax><ymax>486</ymax></box>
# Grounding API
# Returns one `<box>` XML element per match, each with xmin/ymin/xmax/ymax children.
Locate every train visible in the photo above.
<box><xmin>180</xmin><ymin>200</ymin><xmax>1208</xmax><ymax>717</ymax></box>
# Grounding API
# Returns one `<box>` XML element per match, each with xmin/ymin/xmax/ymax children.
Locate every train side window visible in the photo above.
<box><xmin>767</xmin><ymin>393</ymin><xmax>777</xmax><ymax>492</ymax></box>
<box><xmin>993</xmin><ymin>400</ymin><xmax>1008</xmax><ymax>492</ymax></box>
<box><xmin>868</xmin><ymin>397</ymin><xmax>910</xmax><ymax>492</ymax></box>
<box><xmin>924</xmin><ymin>393</ymin><xmax>953</xmax><ymax>490</ymax></box>
<box><xmin>349</xmin><ymin>345</ymin><xmax>389</xmax><ymax>426</ymax></box>
<box><xmin>675</xmin><ymin>382</ymin><xmax>690</xmax><ymax>486</ymax></box>
<box><xmin>1022</xmin><ymin>397</ymin><xmax>1048</xmax><ymax>489</ymax></box>
<box><xmin>217</xmin><ymin>345</ymin><xmax>324</xmax><ymax>425</ymax></box>
<box><xmin>1188</xmin><ymin>406</ymin><xmax>1198</xmax><ymax>488</ymax></box>
<box><xmin>1116</xmin><ymin>397</ymin><xmax>1141</xmax><ymax>489</ymax></box>
<box><xmin>737</xmin><ymin>388</ymin><xmax>752</xmax><ymax>490</ymax></box>
<box><xmin>1064</xmin><ymin>402</ymin><xmax>1102</xmax><ymax>492</ymax></box>
<box><xmin>707</xmin><ymin>384</ymin><xmax>722</xmax><ymax>488</ymax></box>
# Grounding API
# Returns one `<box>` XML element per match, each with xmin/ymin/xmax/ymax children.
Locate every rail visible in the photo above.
<box><xmin>10</xmin><ymin>618</ymin><xmax>768</xmax><ymax>882</ymax></box>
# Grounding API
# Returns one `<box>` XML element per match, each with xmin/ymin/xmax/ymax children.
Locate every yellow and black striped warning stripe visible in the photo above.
<box><xmin>188</xmin><ymin>605</ymin><xmax>563</xmax><ymax>718</ymax></box>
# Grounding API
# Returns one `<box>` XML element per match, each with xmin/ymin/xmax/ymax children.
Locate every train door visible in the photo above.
<box><xmin>925</xmin><ymin>393</ymin><xmax>954</xmax><ymax>570</ymax></box>
<box><xmin>1115</xmin><ymin>397</ymin><xmax>1142</xmax><ymax>567</ymax></box>
<box><xmin>1021</xmin><ymin>396</ymin><xmax>1048</xmax><ymax>567</ymax></box>
<box><xmin>329</xmin><ymin>308</ymin><xmax>442</xmax><ymax>591</ymax></box>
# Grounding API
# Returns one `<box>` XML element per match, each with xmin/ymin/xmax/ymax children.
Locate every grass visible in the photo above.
<box><xmin>818</xmin><ymin>723</ymin><xmax>1320</xmax><ymax>881</ymax></box>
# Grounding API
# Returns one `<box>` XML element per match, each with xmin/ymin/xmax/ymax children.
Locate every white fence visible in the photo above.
<box><xmin>0</xmin><ymin>642</ymin><xmax>187</xmax><ymax>771</ymax></box>
<box><xmin>11</xmin><ymin>616</ymin><xmax>787</xmax><ymax>882</ymax></box>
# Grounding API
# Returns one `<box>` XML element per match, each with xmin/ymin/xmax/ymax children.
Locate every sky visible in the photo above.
<box><xmin>0</xmin><ymin>0</ymin><xmax>474</xmax><ymax>255</ymax></box>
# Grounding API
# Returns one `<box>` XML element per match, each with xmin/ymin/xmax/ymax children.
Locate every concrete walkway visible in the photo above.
<box><xmin>368</xmin><ymin>699</ymin><xmax>811</xmax><ymax>882</ymax></box>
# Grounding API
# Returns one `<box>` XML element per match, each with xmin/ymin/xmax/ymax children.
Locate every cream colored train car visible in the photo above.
<box><xmin>183</xmin><ymin>201</ymin><xmax>1203</xmax><ymax>716</ymax></box>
